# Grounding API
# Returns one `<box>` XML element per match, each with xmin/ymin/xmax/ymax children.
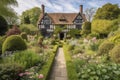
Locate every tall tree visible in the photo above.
<box><xmin>0</xmin><ymin>0</ymin><xmax>18</xmax><ymax>17</ymax></box>
<box><xmin>85</xmin><ymin>8</ymin><xmax>96</xmax><ymax>22</ymax></box>
<box><xmin>94</xmin><ymin>3</ymin><xmax>120</xmax><ymax>20</ymax></box>
<box><xmin>21</xmin><ymin>7</ymin><xmax>41</xmax><ymax>26</ymax></box>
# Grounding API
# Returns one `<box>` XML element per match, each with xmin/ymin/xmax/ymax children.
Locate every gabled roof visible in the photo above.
<box><xmin>38</xmin><ymin>13</ymin><xmax>87</xmax><ymax>25</ymax></box>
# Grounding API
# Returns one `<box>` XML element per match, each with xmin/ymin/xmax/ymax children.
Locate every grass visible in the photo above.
<box><xmin>38</xmin><ymin>45</ymin><xmax>58</xmax><ymax>80</ymax></box>
<box><xmin>63</xmin><ymin>44</ymin><xmax>78</xmax><ymax>80</ymax></box>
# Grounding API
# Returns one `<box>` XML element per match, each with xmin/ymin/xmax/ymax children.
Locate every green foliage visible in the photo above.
<box><xmin>110</xmin><ymin>45</ymin><xmax>120</xmax><ymax>63</ymax></box>
<box><xmin>2</xmin><ymin>35</ymin><xmax>27</xmax><ymax>53</ymax></box>
<box><xmin>75</xmin><ymin>62</ymin><xmax>120</xmax><ymax>80</ymax></box>
<box><xmin>0</xmin><ymin>15</ymin><xmax>8</xmax><ymax>35</ymax></box>
<box><xmin>39</xmin><ymin>45</ymin><xmax>58</xmax><ymax>80</ymax></box>
<box><xmin>0</xmin><ymin>0</ymin><xmax>18</xmax><ymax>17</ymax></box>
<box><xmin>0</xmin><ymin>63</ymin><xmax>24</xmax><ymax>80</ymax></box>
<box><xmin>92</xmin><ymin>19</ymin><xmax>118</xmax><ymax>35</ymax></box>
<box><xmin>88</xmin><ymin>32</ymin><xmax>100</xmax><ymax>38</ymax></box>
<box><xmin>23</xmin><ymin>16</ymin><xmax>30</xmax><ymax>24</ymax></box>
<box><xmin>21</xmin><ymin>32</ymin><xmax>27</xmax><ymax>40</ymax></box>
<box><xmin>81</xmin><ymin>21</ymin><xmax>91</xmax><ymax>34</ymax></box>
<box><xmin>68</xmin><ymin>29</ymin><xmax>80</xmax><ymax>38</ymax></box>
<box><xmin>63</xmin><ymin>45</ymin><xmax>78</xmax><ymax>80</ymax></box>
<box><xmin>109</xmin><ymin>34</ymin><xmax>120</xmax><ymax>44</ymax></box>
<box><xmin>98</xmin><ymin>41</ymin><xmax>114</xmax><ymax>55</ymax></box>
<box><xmin>21</xmin><ymin>7</ymin><xmax>41</xmax><ymax>26</ymax></box>
<box><xmin>54</xmin><ymin>26</ymin><xmax>63</xmax><ymax>34</ymax></box>
<box><xmin>20</xmin><ymin>24</ymin><xmax>38</xmax><ymax>35</ymax></box>
<box><xmin>0</xmin><ymin>36</ymin><xmax>6</xmax><ymax>55</ymax></box>
<box><xmin>13</xmin><ymin>50</ymin><xmax>42</xmax><ymax>68</ymax></box>
<box><xmin>94</xmin><ymin>3</ymin><xmax>120</xmax><ymax>20</ymax></box>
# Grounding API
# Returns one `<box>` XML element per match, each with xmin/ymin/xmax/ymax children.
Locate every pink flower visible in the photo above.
<box><xmin>38</xmin><ymin>74</ymin><xmax>44</xmax><ymax>79</ymax></box>
<box><xmin>24</xmin><ymin>71</ymin><xmax>33</xmax><ymax>75</ymax></box>
<box><xmin>19</xmin><ymin>73</ymin><xmax>24</xmax><ymax>77</ymax></box>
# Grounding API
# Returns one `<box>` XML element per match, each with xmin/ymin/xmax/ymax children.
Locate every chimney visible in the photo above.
<box><xmin>80</xmin><ymin>5</ymin><xmax>83</xmax><ymax>14</ymax></box>
<box><xmin>41</xmin><ymin>4</ymin><xmax>45</xmax><ymax>15</ymax></box>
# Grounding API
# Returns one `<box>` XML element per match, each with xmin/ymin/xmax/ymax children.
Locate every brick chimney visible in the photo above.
<box><xmin>41</xmin><ymin>4</ymin><xmax>45</xmax><ymax>15</ymax></box>
<box><xmin>80</xmin><ymin>5</ymin><xmax>83</xmax><ymax>14</ymax></box>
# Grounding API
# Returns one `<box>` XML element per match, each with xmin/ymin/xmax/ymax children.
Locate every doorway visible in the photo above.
<box><xmin>59</xmin><ymin>33</ymin><xmax>64</xmax><ymax>40</ymax></box>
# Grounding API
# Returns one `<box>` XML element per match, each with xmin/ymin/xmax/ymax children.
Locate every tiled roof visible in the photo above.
<box><xmin>38</xmin><ymin>13</ymin><xmax>87</xmax><ymax>25</ymax></box>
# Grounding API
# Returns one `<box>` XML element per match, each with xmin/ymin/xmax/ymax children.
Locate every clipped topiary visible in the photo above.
<box><xmin>21</xmin><ymin>32</ymin><xmax>27</xmax><ymax>40</ymax></box>
<box><xmin>98</xmin><ymin>41</ymin><xmax>114</xmax><ymax>55</ymax></box>
<box><xmin>110</xmin><ymin>45</ymin><xmax>120</xmax><ymax>63</ymax></box>
<box><xmin>2</xmin><ymin>35</ymin><xmax>27</xmax><ymax>53</ymax></box>
<box><xmin>81</xmin><ymin>21</ymin><xmax>91</xmax><ymax>34</ymax></box>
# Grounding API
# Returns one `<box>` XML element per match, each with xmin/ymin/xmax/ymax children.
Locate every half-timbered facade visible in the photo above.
<box><xmin>38</xmin><ymin>4</ymin><xmax>86</xmax><ymax>39</ymax></box>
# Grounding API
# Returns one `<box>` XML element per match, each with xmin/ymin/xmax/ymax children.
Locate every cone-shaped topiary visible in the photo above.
<box><xmin>2</xmin><ymin>35</ymin><xmax>27</xmax><ymax>53</ymax></box>
<box><xmin>110</xmin><ymin>45</ymin><xmax>120</xmax><ymax>63</ymax></box>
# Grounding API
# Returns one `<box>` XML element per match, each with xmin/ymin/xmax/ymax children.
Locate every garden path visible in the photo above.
<box><xmin>49</xmin><ymin>47</ymin><xmax>68</xmax><ymax>80</ymax></box>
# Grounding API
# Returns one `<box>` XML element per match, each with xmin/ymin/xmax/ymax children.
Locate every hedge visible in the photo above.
<box><xmin>63</xmin><ymin>44</ymin><xmax>78</xmax><ymax>80</ymax></box>
<box><xmin>38</xmin><ymin>45</ymin><xmax>58</xmax><ymax>80</ymax></box>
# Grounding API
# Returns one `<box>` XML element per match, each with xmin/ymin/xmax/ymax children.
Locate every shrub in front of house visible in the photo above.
<box><xmin>81</xmin><ymin>21</ymin><xmax>91</xmax><ymax>35</ymax></box>
<box><xmin>92</xmin><ymin>19</ymin><xmax>118</xmax><ymax>37</ymax></box>
<box><xmin>98</xmin><ymin>41</ymin><xmax>114</xmax><ymax>55</ymax></box>
<box><xmin>110</xmin><ymin>44</ymin><xmax>120</xmax><ymax>63</ymax></box>
<box><xmin>0</xmin><ymin>63</ymin><xmax>24</xmax><ymax>80</ymax></box>
<box><xmin>2</xmin><ymin>35</ymin><xmax>27</xmax><ymax>53</ymax></box>
<box><xmin>21</xmin><ymin>32</ymin><xmax>27</xmax><ymax>40</ymax></box>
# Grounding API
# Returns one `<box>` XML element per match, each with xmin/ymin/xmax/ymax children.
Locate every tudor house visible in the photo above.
<box><xmin>38</xmin><ymin>4</ymin><xmax>86</xmax><ymax>39</ymax></box>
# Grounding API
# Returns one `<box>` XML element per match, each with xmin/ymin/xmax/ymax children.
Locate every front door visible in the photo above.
<box><xmin>59</xmin><ymin>33</ymin><xmax>64</xmax><ymax>40</ymax></box>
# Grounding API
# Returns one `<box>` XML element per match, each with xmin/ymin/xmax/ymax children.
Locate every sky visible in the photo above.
<box><xmin>13</xmin><ymin>0</ymin><xmax>120</xmax><ymax>15</ymax></box>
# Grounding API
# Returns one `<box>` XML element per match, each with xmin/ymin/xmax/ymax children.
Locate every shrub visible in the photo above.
<box><xmin>20</xmin><ymin>32</ymin><xmax>27</xmax><ymax>40</ymax></box>
<box><xmin>109</xmin><ymin>34</ymin><xmax>120</xmax><ymax>44</ymax></box>
<box><xmin>81</xmin><ymin>21</ymin><xmax>91</xmax><ymax>34</ymax></box>
<box><xmin>0</xmin><ymin>15</ymin><xmax>8</xmax><ymax>36</ymax></box>
<box><xmin>20</xmin><ymin>24</ymin><xmax>38</xmax><ymax>35</ymax></box>
<box><xmin>0</xmin><ymin>36</ymin><xmax>6</xmax><ymax>55</ymax></box>
<box><xmin>0</xmin><ymin>63</ymin><xmax>24</xmax><ymax>80</ymax></box>
<box><xmin>6</xmin><ymin>25</ymin><xmax>21</xmax><ymax>37</ymax></box>
<box><xmin>68</xmin><ymin>29</ymin><xmax>80</xmax><ymax>38</ymax></box>
<box><xmin>75</xmin><ymin>62</ymin><xmax>120</xmax><ymax>80</ymax></box>
<box><xmin>92</xmin><ymin>19</ymin><xmax>118</xmax><ymax>36</ymax></box>
<box><xmin>110</xmin><ymin>45</ymin><xmax>120</xmax><ymax>63</ymax></box>
<box><xmin>13</xmin><ymin>50</ymin><xmax>42</xmax><ymax>68</ymax></box>
<box><xmin>2</xmin><ymin>35</ymin><xmax>27</xmax><ymax>53</ymax></box>
<box><xmin>98</xmin><ymin>41</ymin><xmax>114</xmax><ymax>55</ymax></box>
<box><xmin>88</xmin><ymin>32</ymin><xmax>100</xmax><ymax>38</ymax></box>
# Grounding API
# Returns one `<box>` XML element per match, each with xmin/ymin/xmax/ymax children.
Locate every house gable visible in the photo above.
<box><xmin>73</xmin><ymin>13</ymin><xmax>83</xmax><ymax>24</ymax></box>
<box><xmin>40</xmin><ymin>13</ymin><xmax>52</xmax><ymax>25</ymax></box>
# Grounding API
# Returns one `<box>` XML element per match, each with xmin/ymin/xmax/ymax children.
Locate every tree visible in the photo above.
<box><xmin>21</xmin><ymin>7</ymin><xmax>41</xmax><ymax>26</ymax></box>
<box><xmin>0</xmin><ymin>15</ymin><xmax>8</xmax><ymax>35</ymax></box>
<box><xmin>0</xmin><ymin>0</ymin><xmax>18</xmax><ymax>17</ymax></box>
<box><xmin>85</xmin><ymin>8</ymin><xmax>96</xmax><ymax>22</ymax></box>
<box><xmin>24</xmin><ymin>16</ymin><xmax>30</xmax><ymax>24</ymax></box>
<box><xmin>94</xmin><ymin>3</ymin><xmax>120</xmax><ymax>20</ymax></box>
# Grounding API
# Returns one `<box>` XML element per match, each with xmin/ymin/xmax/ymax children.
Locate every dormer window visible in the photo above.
<box><xmin>59</xmin><ymin>19</ymin><xmax>66</xmax><ymax>21</ymax></box>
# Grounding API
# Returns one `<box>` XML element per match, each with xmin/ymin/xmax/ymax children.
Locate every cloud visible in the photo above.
<box><xmin>13</xmin><ymin>0</ymin><xmax>120</xmax><ymax>15</ymax></box>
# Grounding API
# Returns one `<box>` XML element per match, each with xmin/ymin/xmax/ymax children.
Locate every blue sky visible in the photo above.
<box><xmin>13</xmin><ymin>0</ymin><xmax>120</xmax><ymax>15</ymax></box>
